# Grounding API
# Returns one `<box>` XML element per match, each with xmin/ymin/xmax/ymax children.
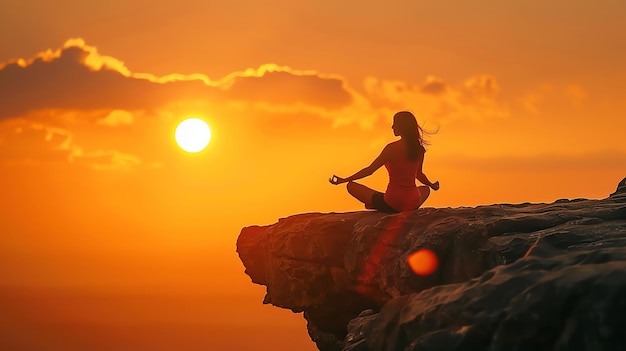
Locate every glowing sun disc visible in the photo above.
<box><xmin>175</xmin><ymin>118</ymin><xmax>211</xmax><ymax>152</ymax></box>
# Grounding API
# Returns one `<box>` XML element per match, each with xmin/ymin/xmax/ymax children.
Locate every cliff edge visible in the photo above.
<box><xmin>237</xmin><ymin>178</ymin><xmax>626</xmax><ymax>351</ymax></box>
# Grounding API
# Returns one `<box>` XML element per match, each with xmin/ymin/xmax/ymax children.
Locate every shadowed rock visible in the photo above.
<box><xmin>237</xmin><ymin>178</ymin><xmax>626</xmax><ymax>351</ymax></box>
<box><xmin>611</xmin><ymin>177</ymin><xmax>626</xmax><ymax>196</ymax></box>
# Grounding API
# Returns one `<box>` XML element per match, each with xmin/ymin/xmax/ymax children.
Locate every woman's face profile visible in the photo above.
<box><xmin>392</xmin><ymin>119</ymin><xmax>400</xmax><ymax>136</ymax></box>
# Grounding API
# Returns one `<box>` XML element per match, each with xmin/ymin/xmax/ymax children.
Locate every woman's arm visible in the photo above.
<box><xmin>417</xmin><ymin>172</ymin><xmax>439</xmax><ymax>190</ymax></box>
<box><xmin>416</xmin><ymin>155</ymin><xmax>440</xmax><ymax>190</ymax></box>
<box><xmin>330</xmin><ymin>145</ymin><xmax>391</xmax><ymax>185</ymax></box>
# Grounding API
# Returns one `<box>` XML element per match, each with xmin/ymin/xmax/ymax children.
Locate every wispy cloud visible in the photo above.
<box><xmin>70</xmin><ymin>148</ymin><xmax>141</xmax><ymax>171</ymax></box>
<box><xmin>0</xmin><ymin>120</ymin><xmax>71</xmax><ymax>165</ymax></box>
<box><xmin>0</xmin><ymin>120</ymin><xmax>141</xmax><ymax>171</ymax></box>
<box><xmin>97</xmin><ymin>110</ymin><xmax>134</xmax><ymax>127</ymax></box>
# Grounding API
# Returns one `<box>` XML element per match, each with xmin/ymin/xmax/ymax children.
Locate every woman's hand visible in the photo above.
<box><xmin>329</xmin><ymin>175</ymin><xmax>347</xmax><ymax>185</ymax></box>
<box><xmin>431</xmin><ymin>181</ymin><xmax>440</xmax><ymax>191</ymax></box>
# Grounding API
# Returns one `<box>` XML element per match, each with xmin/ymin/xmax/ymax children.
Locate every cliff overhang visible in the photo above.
<box><xmin>237</xmin><ymin>177</ymin><xmax>626</xmax><ymax>351</ymax></box>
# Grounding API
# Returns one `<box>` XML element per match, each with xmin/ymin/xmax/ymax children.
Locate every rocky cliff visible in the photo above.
<box><xmin>237</xmin><ymin>178</ymin><xmax>626</xmax><ymax>351</ymax></box>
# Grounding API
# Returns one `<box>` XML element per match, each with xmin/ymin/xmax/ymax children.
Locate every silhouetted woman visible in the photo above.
<box><xmin>329</xmin><ymin>111</ymin><xmax>439</xmax><ymax>212</ymax></box>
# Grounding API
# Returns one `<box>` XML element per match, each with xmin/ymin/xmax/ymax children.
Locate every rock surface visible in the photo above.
<box><xmin>237</xmin><ymin>178</ymin><xmax>626</xmax><ymax>351</ymax></box>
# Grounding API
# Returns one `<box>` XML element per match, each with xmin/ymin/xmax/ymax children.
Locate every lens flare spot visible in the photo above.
<box><xmin>407</xmin><ymin>249</ymin><xmax>438</xmax><ymax>276</ymax></box>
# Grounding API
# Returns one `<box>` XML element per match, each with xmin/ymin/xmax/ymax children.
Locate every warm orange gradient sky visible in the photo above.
<box><xmin>1</xmin><ymin>1</ymin><xmax>625</xmax><ymax>350</ymax></box>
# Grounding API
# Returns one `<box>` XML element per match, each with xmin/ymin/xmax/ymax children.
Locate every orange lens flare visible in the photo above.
<box><xmin>407</xmin><ymin>249</ymin><xmax>438</xmax><ymax>276</ymax></box>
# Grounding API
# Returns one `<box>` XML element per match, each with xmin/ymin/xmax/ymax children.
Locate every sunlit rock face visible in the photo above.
<box><xmin>237</xmin><ymin>177</ymin><xmax>626</xmax><ymax>351</ymax></box>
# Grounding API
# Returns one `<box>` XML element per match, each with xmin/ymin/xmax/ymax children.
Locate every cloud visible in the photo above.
<box><xmin>462</xmin><ymin>76</ymin><xmax>500</xmax><ymax>99</ymax></box>
<box><xmin>0</xmin><ymin>120</ymin><xmax>72</xmax><ymax>165</ymax></box>
<box><xmin>0</xmin><ymin>43</ymin><xmax>217</xmax><ymax>119</ymax></box>
<box><xmin>0</xmin><ymin>38</ymin><xmax>516</xmax><ymax>133</ymax></box>
<box><xmin>0</xmin><ymin>119</ymin><xmax>141</xmax><ymax>171</ymax></box>
<box><xmin>519</xmin><ymin>83</ymin><xmax>590</xmax><ymax>114</ymax></box>
<box><xmin>364</xmin><ymin>74</ymin><xmax>509</xmax><ymax>124</ymax></box>
<box><xmin>421</xmin><ymin>76</ymin><xmax>448</xmax><ymax>95</ymax></box>
<box><xmin>0</xmin><ymin>39</ymin><xmax>354</xmax><ymax>121</ymax></box>
<box><xmin>0</xmin><ymin>38</ymin><xmax>132</xmax><ymax>75</ymax></box>
<box><xmin>222</xmin><ymin>66</ymin><xmax>352</xmax><ymax>109</ymax></box>
<box><xmin>70</xmin><ymin>148</ymin><xmax>141</xmax><ymax>171</ymax></box>
<box><xmin>97</xmin><ymin>110</ymin><xmax>134</xmax><ymax>127</ymax></box>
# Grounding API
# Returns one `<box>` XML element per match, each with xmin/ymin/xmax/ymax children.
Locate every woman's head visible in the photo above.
<box><xmin>392</xmin><ymin>111</ymin><xmax>426</xmax><ymax>160</ymax></box>
<box><xmin>392</xmin><ymin>111</ymin><xmax>422</xmax><ymax>140</ymax></box>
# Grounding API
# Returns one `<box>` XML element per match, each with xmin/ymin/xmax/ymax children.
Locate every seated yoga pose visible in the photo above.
<box><xmin>329</xmin><ymin>111</ymin><xmax>439</xmax><ymax>212</ymax></box>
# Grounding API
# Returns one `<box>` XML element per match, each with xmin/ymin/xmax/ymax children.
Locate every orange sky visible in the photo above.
<box><xmin>1</xmin><ymin>1</ymin><xmax>625</xmax><ymax>350</ymax></box>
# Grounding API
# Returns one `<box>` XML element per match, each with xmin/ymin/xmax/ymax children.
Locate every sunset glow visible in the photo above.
<box><xmin>1</xmin><ymin>1</ymin><xmax>625</xmax><ymax>350</ymax></box>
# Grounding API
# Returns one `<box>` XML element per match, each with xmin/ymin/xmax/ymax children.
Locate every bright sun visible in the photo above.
<box><xmin>175</xmin><ymin>118</ymin><xmax>212</xmax><ymax>153</ymax></box>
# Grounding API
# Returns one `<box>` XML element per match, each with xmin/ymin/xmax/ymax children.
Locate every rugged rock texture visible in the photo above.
<box><xmin>237</xmin><ymin>178</ymin><xmax>626</xmax><ymax>351</ymax></box>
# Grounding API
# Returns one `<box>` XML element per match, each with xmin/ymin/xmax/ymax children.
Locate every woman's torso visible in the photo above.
<box><xmin>383</xmin><ymin>141</ymin><xmax>424</xmax><ymax>211</ymax></box>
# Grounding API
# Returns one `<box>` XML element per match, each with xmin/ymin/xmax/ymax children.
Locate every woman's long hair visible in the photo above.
<box><xmin>393</xmin><ymin>111</ymin><xmax>431</xmax><ymax>160</ymax></box>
